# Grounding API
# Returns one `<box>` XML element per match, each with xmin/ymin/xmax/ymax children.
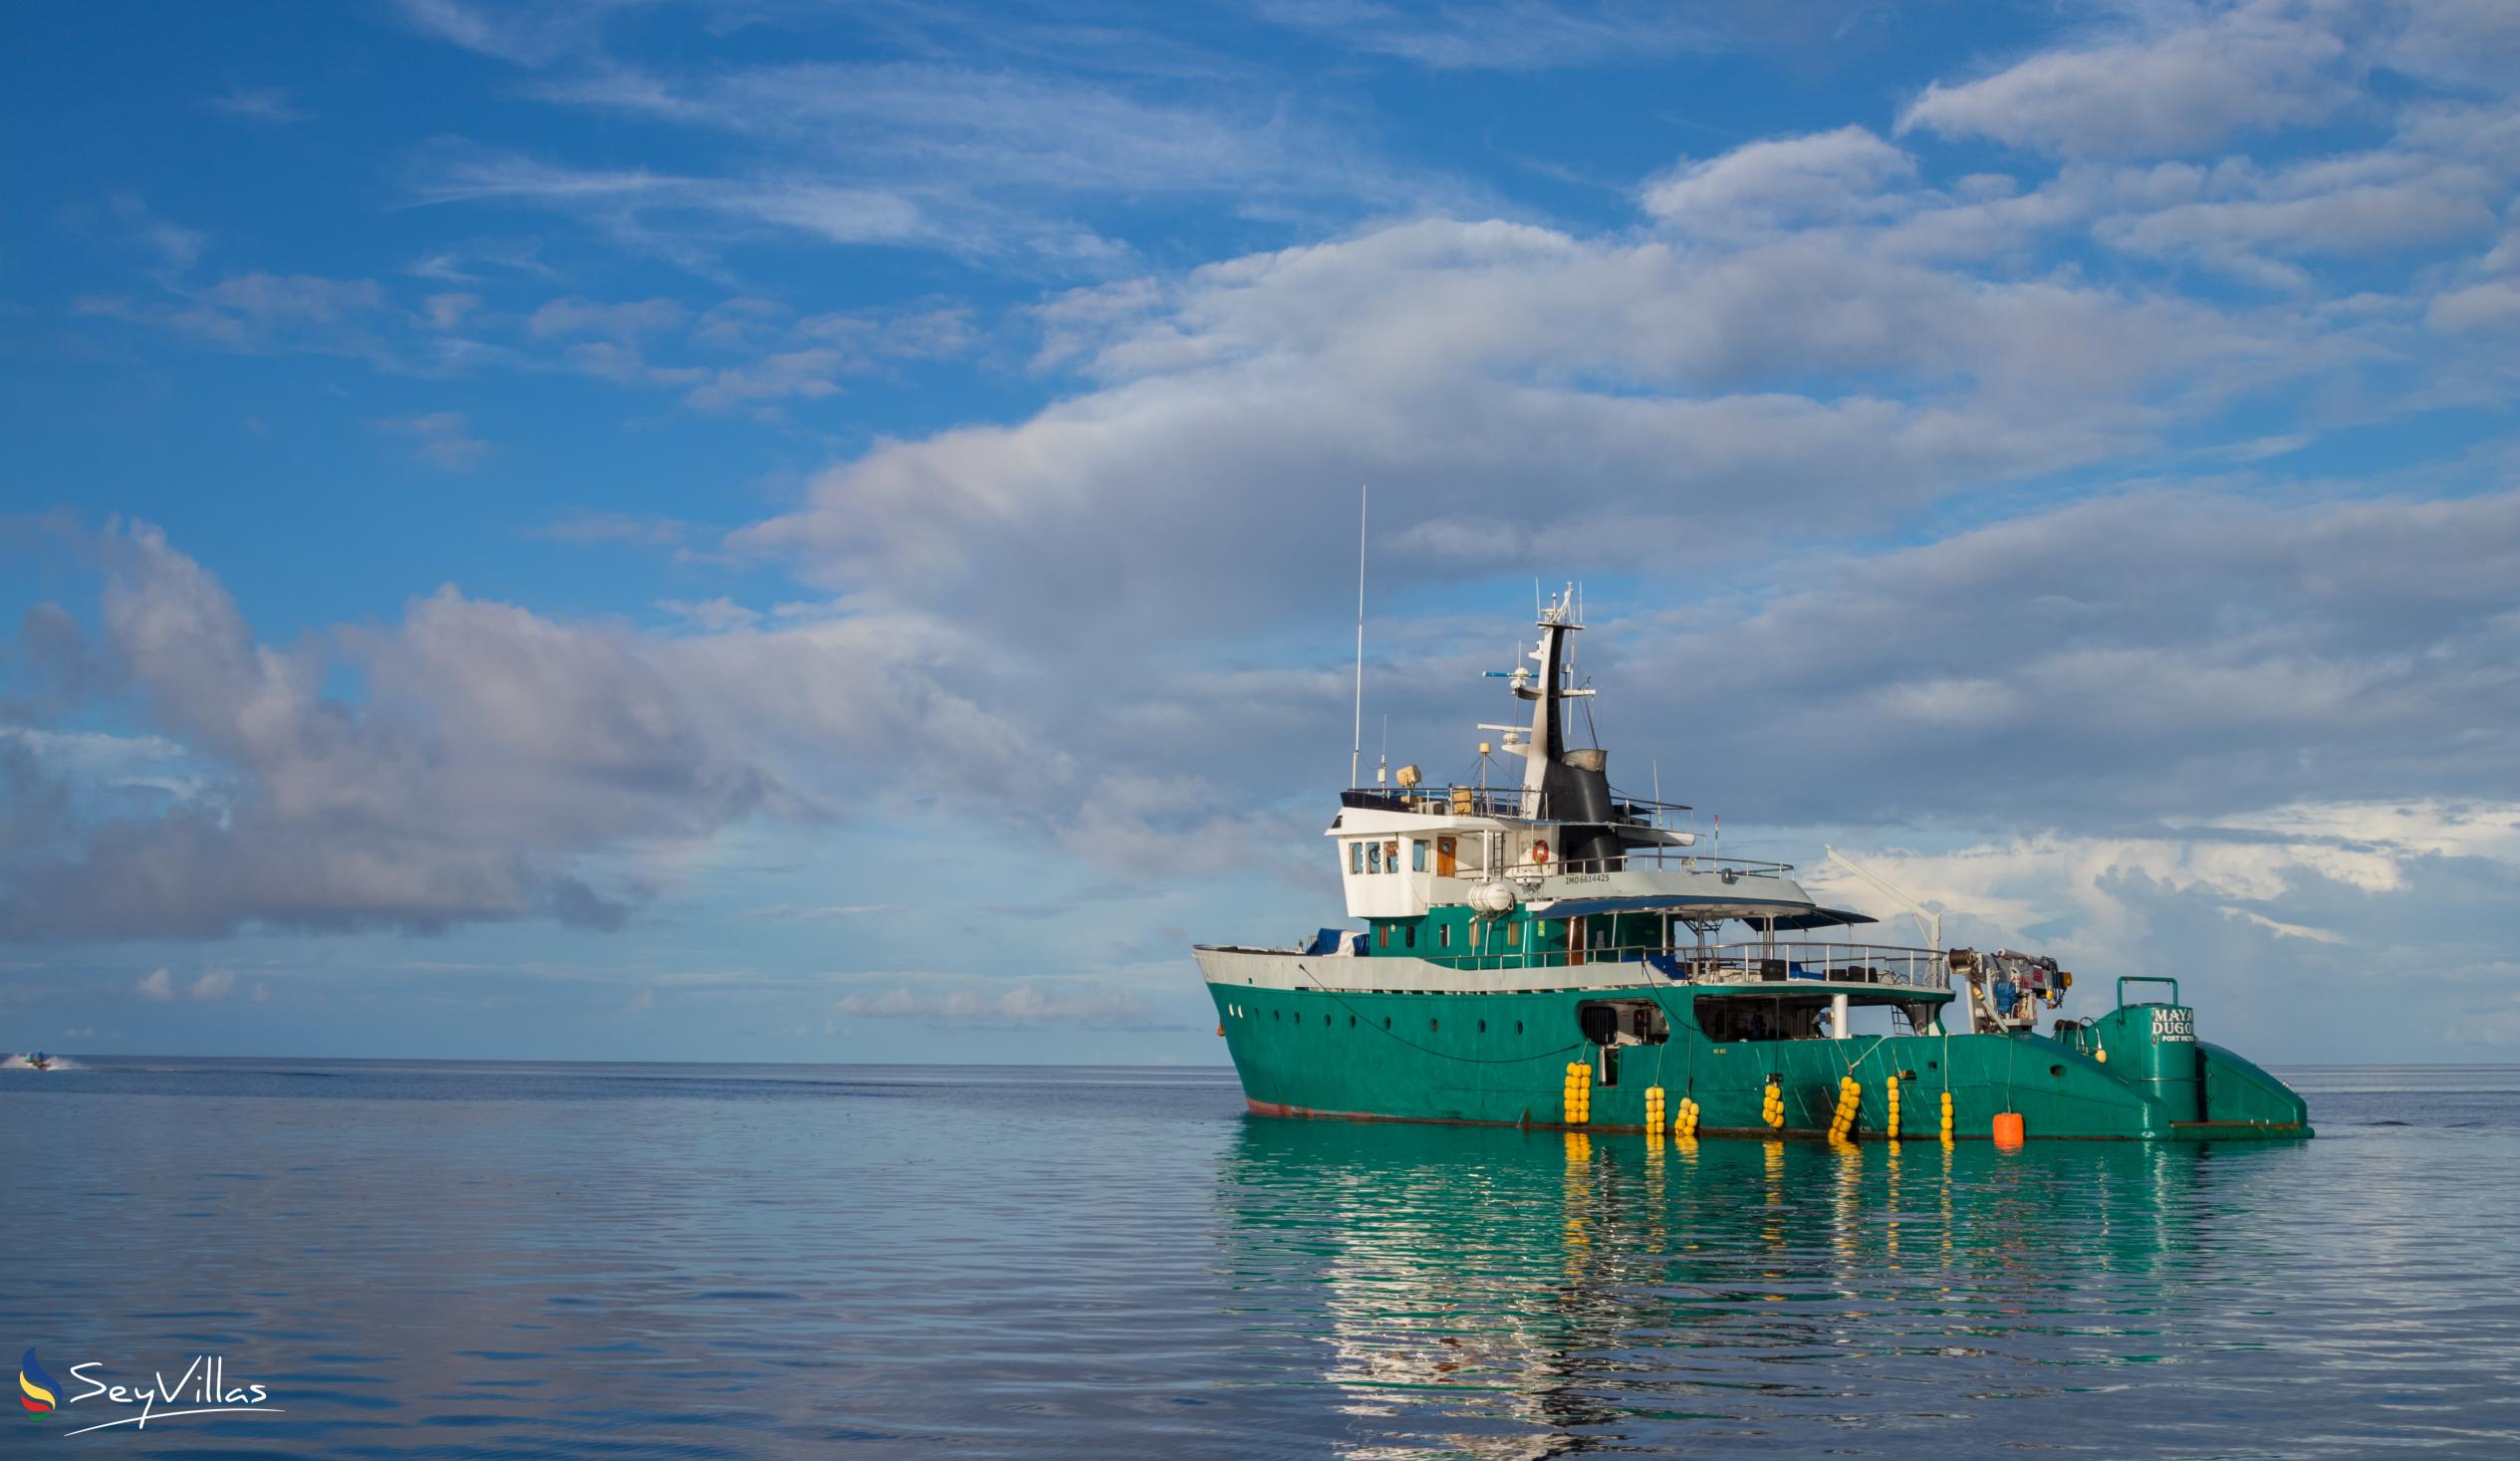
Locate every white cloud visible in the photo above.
<box><xmin>2218</xmin><ymin>906</ymin><xmax>2346</xmax><ymax>942</ymax></box>
<box><xmin>132</xmin><ymin>966</ymin><xmax>238</xmax><ymax>1001</ymax></box>
<box><xmin>408</xmin><ymin>148</ymin><xmax>936</xmax><ymax>260</ymax></box>
<box><xmin>2087</xmin><ymin>102</ymin><xmax>2518</xmax><ymax>285</ymax></box>
<box><xmin>1608</xmin><ymin>487</ymin><xmax>2520</xmax><ymax>829</ymax></box>
<box><xmin>681</xmin><ymin>349</ymin><xmax>846</xmax><ymax>412</ymax></box>
<box><xmin>1807</xmin><ymin>798</ymin><xmax>2520</xmax><ymax>1056</ymax></box>
<box><xmin>2386</xmin><ymin>0</ymin><xmax>2520</xmax><ymax>91</ymax></box>
<box><xmin>432</xmin><ymin>46</ymin><xmax>1475</xmax><ymax>271</ymax></box>
<box><xmin>77</xmin><ymin>272</ymin><xmax>391</xmax><ymax>359</ymax></box>
<box><xmin>1641</xmin><ymin>127</ymin><xmax>1917</xmax><ymax>236</ymax></box>
<box><xmin>2428</xmin><ymin>279</ymin><xmax>2520</xmax><ymax>333</ymax></box>
<box><xmin>0</xmin><ymin>521</ymin><xmax>1052</xmax><ymax>940</ymax></box>
<box><xmin>532</xmin><ymin>61</ymin><xmax>1359</xmax><ymax>198</ymax></box>
<box><xmin>378</xmin><ymin>411</ymin><xmax>493</xmax><ymax>471</ymax></box>
<box><xmin>1253</xmin><ymin>0</ymin><xmax>1882</xmax><ymax>71</ymax></box>
<box><xmin>422</xmin><ymin>292</ymin><xmax>482</xmax><ymax>331</ymax></box>
<box><xmin>526</xmin><ymin>296</ymin><xmax>689</xmax><ymax>340</ymax></box>
<box><xmin>100</xmin><ymin>193</ymin><xmax>208</xmax><ymax>272</ymax></box>
<box><xmin>389</xmin><ymin>0</ymin><xmax>619</xmax><ymax>67</ymax></box>
<box><xmin>206</xmin><ymin>85</ymin><xmax>310</xmax><ymax>123</ymax></box>
<box><xmin>1898</xmin><ymin>0</ymin><xmax>2358</xmax><ymax>158</ymax></box>
<box><xmin>729</xmin><ymin>214</ymin><xmax>2307</xmax><ymax>636</ymax></box>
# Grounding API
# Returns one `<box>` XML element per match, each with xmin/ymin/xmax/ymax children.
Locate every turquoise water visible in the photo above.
<box><xmin>3</xmin><ymin>1060</ymin><xmax>2516</xmax><ymax>1456</ymax></box>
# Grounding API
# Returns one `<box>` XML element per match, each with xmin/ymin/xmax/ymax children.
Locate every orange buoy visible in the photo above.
<box><xmin>1991</xmin><ymin>1111</ymin><xmax>2026</xmax><ymax>1147</ymax></box>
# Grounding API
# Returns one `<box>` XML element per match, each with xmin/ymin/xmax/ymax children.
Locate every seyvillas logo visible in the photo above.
<box><xmin>19</xmin><ymin>1349</ymin><xmax>57</xmax><ymax>1413</ymax></box>
<box><xmin>17</xmin><ymin>1350</ymin><xmax>283</xmax><ymax>1438</ymax></box>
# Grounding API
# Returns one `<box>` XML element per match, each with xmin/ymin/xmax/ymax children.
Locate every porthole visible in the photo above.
<box><xmin>1272</xmin><ymin>1009</ymin><xmax>1280</xmax><ymax>1021</ymax></box>
<box><xmin>1515</xmin><ymin>1021</ymin><xmax>1524</xmax><ymax>1034</ymax></box>
<box><xmin>1348</xmin><ymin>1015</ymin><xmax>1356</xmax><ymax>1028</ymax></box>
<box><xmin>1478</xmin><ymin>1020</ymin><xmax>1487</xmax><ymax>1033</ymax></box>
<box><xmin>1429</xmin><ymin>1018</ymin><xmax>1440</xmax><ymax>1032</ymax></box>
<box><xmin>2050</xmin><ymin>1065</ymin><xmax>2065</xmax><ymax>1078</ymax></box>
<box><xmin>1384</xmin><ymin>1017</ymin><xmax>1391</xmax><ymax>1030</ymax></box>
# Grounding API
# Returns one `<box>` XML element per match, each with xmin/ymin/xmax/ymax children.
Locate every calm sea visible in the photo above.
<box><xmin>4</xmin><ymin>1059</ymin><xmax>2517</xmax><ymax>1457</ymax></box>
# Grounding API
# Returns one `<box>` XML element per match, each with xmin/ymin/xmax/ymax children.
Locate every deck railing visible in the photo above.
<box><xmin>1341</xmin><ymin>787</ymin><xmax>1791</xmax><ymax>878</ymax></box>
<box><xmin>1402</xmin><ymin>939</ymin><xmax>1950</xmax><ymax>992</ymax></box>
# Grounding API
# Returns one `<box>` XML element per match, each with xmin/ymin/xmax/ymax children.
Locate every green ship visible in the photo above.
<box><xmin>1197</xmin><ymin>593</ymin><xmax>2311</xmax><ymax>1142</ymax></box>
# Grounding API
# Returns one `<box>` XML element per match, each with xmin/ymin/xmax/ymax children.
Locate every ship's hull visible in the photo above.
<box><xmin>1202</xmin><ymin>954</ymin><xmax>2310</xmax><ymax>1142</ymax></box>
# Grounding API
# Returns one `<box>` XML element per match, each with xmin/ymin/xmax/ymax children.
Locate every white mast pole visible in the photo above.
<box><xmin>1350</xmin><ymin>483</ymin><xmax>1367</xmax><ymax>790</ymax></box>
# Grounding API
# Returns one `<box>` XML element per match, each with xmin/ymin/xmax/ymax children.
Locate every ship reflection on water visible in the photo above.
<box><xmin>1213</xmin><ymin>1120</ymin><xmax>2294</xmax><ymax>1458</ymax></box>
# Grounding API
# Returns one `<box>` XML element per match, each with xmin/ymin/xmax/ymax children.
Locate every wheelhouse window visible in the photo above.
<box><xmin>1410</xmin><ymin>840</ymin><xmax>1427</xmax><ymax>872</ymax></box>
<box><xmin>1383</xmin><ymin>840</ymin><xmax>1399</xmax><ymax>873</ymax></box>
<box><xmin>1368</xmin><ymin>842</ymin><xmax>1382</xmax><ymax>873</ymax></box>
<box><xmin>1350</xmin><ymin>842</ymin><xmax>1365</xmax><ymax>874</ymax></box>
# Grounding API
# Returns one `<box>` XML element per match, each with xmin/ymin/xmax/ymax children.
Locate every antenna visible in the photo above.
<box><xmin>1377</xmin><ymin>713</ymin><xmax>1388</xmax><ymax>785</ymax></box>
<box><xmin>1350</xmin><ymin>483</ymin><xmax>1367</xmax><ymax>790</ymax></box>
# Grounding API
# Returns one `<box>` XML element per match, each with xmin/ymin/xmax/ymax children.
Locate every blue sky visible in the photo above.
<box><xmin>4</xmin><ymin>0</ymin><xmax>2518</xmax><ymax>1064</ymax></box>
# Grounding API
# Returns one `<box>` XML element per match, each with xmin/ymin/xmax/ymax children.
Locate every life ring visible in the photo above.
<box><xmin>1531</xmin><ymin>840</ymin><xmax>1551</xmax><ymax>865</ymax></box>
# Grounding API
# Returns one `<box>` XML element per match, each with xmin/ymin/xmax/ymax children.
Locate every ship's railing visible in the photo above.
<box><xmin>1342</xmin><ymin>785</ymin><xmax>1706</xmax><ymax>827</ymax></box>
<box><xmin>1345</xmin><ymin>786</ymin><xmax>1530</xmax><ymax>818</ymax></box>
<box><xmin>1340</xmin><ymin>787</ymin><xmax>1792</xmax><ymax>877</ymax></box>
<box><xmin>1492</xmin><ymin>852</ymin><xmax>1795</xmax><ymax>878</ymax></box>
<box><xmin>1408</xmin><ymin>939</ymin><xmax>1951</xmax><ymax>991</ymax></box>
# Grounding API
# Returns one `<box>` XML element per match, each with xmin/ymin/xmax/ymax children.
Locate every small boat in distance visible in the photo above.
<box><xmin>1195</xmin><ymin>592</ymin><xmax>2311</xmax><ymax>1142</ymax></box>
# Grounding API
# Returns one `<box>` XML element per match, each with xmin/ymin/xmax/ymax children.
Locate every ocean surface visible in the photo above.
<box><xmin>4</xmin><ymin>1060</ymin><xmax>2518</xmax><ymax>1458</ymax></box>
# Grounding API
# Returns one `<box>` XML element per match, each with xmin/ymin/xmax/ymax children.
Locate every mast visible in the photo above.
<box><xmin>1501</xmin><ymin>588</ymin><xmax>1622</xmax><ymax>868</ymax></box>
<box><xmin>1513</xmin><ymin>593</ymin><xmax>1571</xmax><ymax>815</ymax></box>
<box><xmin>1350</xmin><ymin>484</ymin><xmax>1367</xmax><ymax>790</ymax></box>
